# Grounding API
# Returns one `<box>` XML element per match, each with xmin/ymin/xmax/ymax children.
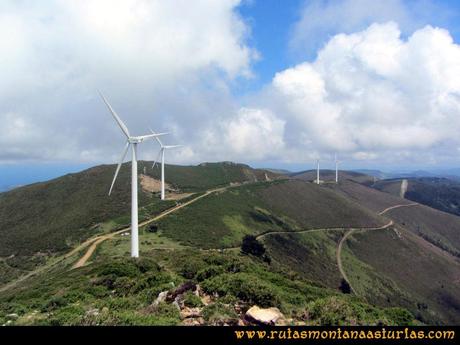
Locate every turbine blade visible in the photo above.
<box><xmin>98</xmin><ymin>91</ymin><xmax>130</xmax><ymax>138</ymax></box>
<box><xmin>152</xmin><ymin>149</ymin><xmax>162</xmax><ymax>169</ymax></box>
<box><xmin>109</xmin><ymin>141</ymin><xmax>130</xmax><ymax>196</ymax></box>
<box><xmin>149</xmin><ymin>128</ymin><xmax>163</xmax><ymax>146</ymax></box>
<box><xmin>164</xmin><ymin>145</ymin><xmax>182</xmax><ymax>149</ymax></box>
<box><xmin>138</xmin><ymin>132</ymin><xmax>169</xmax><ymax>141</ymax></box>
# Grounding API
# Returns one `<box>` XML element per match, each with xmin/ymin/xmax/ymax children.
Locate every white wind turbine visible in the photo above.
<box><xmin>150</xmin><ymin>129</ymin><xmax>182</xmax><ymax>200</ymax></box>
<box><xmin>335</xmin><ymin>153</ymin><xmax>339</xmax><ymax>183</ymax></box>
<box><xmin>100</xmin><ymin>92</ymin><xmax>166</xmax><ymax>258</ymax></box>
<box><xmin>316</xmin><ymin>159</ymin><xmax>320</xmax><ymax>185</ymax></box>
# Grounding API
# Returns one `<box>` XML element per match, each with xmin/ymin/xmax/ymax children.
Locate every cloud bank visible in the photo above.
<box><xmin>252</xmin><ymin>22</ymin><xmax>460</xmax><ymax>165</ymax></box>
<box><xmin>1</xmin><ymin>1</ymin><xmax>460</xmax><ymax>169</ymax></box>
<box><xmin>0</xmin><ymin>0</ymin><xmax>256</xmax><ymax>162</ymax></box>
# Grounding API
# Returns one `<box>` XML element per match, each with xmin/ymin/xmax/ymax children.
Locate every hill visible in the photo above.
<box><xmin>155</xmin><ymin>179</ymin><xmax>385</xmax><ymax>249</ymax></box>
<box><xmin>373</xmin><ymin>177</ymin><xmax>460</xmax><ymax>217</ymax></box>
<box><xmin>0</xmin><ymin>162</ymin><xmax>280</xmax><ymax>282</ymax></box>
<box><xmin>291</xmin><ymin>170</ymin><xmax>374</xmax><ymax>184</ymax></box>
<box><xmin>0</xmin><ymin>164</ymin><xmax>459</xmax><ymax>325</ymax></box>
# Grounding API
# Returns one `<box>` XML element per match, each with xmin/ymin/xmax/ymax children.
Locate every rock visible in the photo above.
<box><xmin>195</xmin><ymin>284</ymin><xmax>202</xmax><ymax>297</ymax></box>
<box><xmin>86</xmin><ymin>308</ymin><xmax>99</xmax><ymax>317</ymax></box>
<box><xmin>101</xmin><ymin>307</ymin><xmax>109</xmax><ymax>314</ymax></box>
<box><xmin>152</xmin><ymin>291</ymin><xmax>168</xmax><ymax>307</ymax></box>
<box><xmin>166</xmin><ymin>281</ymin><xmax>196</xmax><ymax>302</ymax></box>
<box><xmin>180</xmin><ymin>307</ymin><xmax>202</xmax><ymax>319</ymax></box>
<box><xmin>182</xmin><ymin>317</ymin><xmax>205</xmax><ymax>326</ymax></box>
<box><xmin>6</xmin><ymin>313</ymin><xmax>18</xmax><ymax>320</ymax></box>
<box><xmin>237</xmin><ymin>319</ymin><xmax>246</xmax><ymax>326</ymax></box>
<box><xmin>245</xmin><ymin>306</ymin><xmax>284</xmax><ymax>325</ymax></box>
<box><xmin>201</xmin><ymin>294</ymin><xmax>212</xmax><ymax>306</ymax></box>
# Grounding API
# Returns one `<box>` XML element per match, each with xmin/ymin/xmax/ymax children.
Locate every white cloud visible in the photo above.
<box><xmin>290</xmin><ymin>0</ymin><xmax>452</xmax><ymax>58</ymax></box>
<box><xmin>1</xmin><ymin>2</ymin><xmax>460</xmax><ymax>169</ymax></box>
<box><xmin>0</xmin><ymin>0</ymin><xmax>256</xmax><ymax>163</ymax></box>
<box><xmin>223</xmin><ymin>108</ymin><xmax>285</xmax><ymax>160</ymax></box>
<box><xmin>258</xmin><ymin>22</ymin><xmax>460</xmax><ymax>164</ymax></box>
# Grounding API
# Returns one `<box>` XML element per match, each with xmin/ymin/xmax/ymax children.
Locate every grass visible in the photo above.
<box><xmin>140</xmin><ymin>161</ymin><xmax>279</xmax><ymax>192</ymax></box>
<box><xmin>263</xmin><ymin>231</ymin><xmax>344</xmax><ymax>290</ymax></box>
<box><xmin>344</xmin><ymin>227</ymin><xmax>460</xmax><ymax>324</ymax></box>
<box><xmin>386</xmin><ymin>203</ymin><xmax>460</xmax><ymax>257</ymax></box>
<box><xmin>156</xmin><ymin>180</ymin><xmax>387</xmax><ymax>249</ymax></box>
<box><xmin>0</xmin><ymin>162</ymin><xmax>277</xmax><ymax>285</ymax></box>
<box><xmin>0</xmin><ymin>243</ymin><xmax>417</xmax><ymax>326</ymax></box>
<box><xmin>1</xmin><ymin>164</ymin><xmax>455</xmax><ymax>326</ymax></box>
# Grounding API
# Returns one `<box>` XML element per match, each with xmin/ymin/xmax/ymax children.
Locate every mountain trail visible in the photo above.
<box><xmin>336</xmin><ymin>220</ymin><xmax>393</xmax><ymax>297</ymax></box>
<box><xmin>72</xmin><ymin>185</ymin><xmax>230</xmax><ymax>268</ymax></box>
<box><xmin>378</xmin><ymin>202</ymin><xmax>418</xmax><ymax>215</ymax></box>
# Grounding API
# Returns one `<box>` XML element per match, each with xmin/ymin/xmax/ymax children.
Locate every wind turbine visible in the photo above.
<box><xmin>100</xmin><ymin>91</ymin><xmax>166</xmax><ymax>258</ymax></box>
<box><xmin>335</xmin><ymin>153</ymin><xmax>339</xmax><ymax>183</ymax></box>
<box><xmin>150</xmin><ymin>129</ymin><xmax>181</xmax><ymax>200</ymax></box>
<box><xmin>316</xmin><ymin>159</ymin><xmax>320</xmax><ymax>185</ymax></box>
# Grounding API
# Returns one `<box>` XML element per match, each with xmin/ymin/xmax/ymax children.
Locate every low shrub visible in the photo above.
<box><xmin>202</xmin><ymin>302</ymin><xmax>238</xmax><ymax>325</ymax></box>
<box><xmin>202</xmin><ymin>273</ymin><xmax>279</xmax><ymax>307</ymax></box>
<box><xmin>183</xmin><ymin>291</ymin><xmax>203</xmax><ymax>308</ymax></box>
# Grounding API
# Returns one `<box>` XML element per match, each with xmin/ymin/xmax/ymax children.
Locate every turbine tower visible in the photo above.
<box><xmin>316</xmin><ymin>159</ymin><xmax>320</xmax><ymax>185</ymax></box>
<box><xmin>335</xmin><ymin>153</ymin><xmax>339</xmax><ymax>183</ymax></box>
<box><xmin>100</xmin><ymin>92</ymin><xmax>166</xmax><ymax>258</ymax></box>
<box><xmin>151</xmin><ymin>130</ymin><xmax>181</xmax><ymax>200</ymax></box>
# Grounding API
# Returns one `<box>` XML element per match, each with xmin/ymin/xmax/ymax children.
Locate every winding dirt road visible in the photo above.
<box><xmin>73</xmin><ymin>187</ymin><xmax>228</xmax><ymax>268</ymax></box>
<box><xmin>336</xmin><ymin>220</ymin><xmax>394</xmax><ymax>295</ymax></box>
<box><xmin>378</xmin><ymin>202</ymin><xmax>418</xmax><ymax>215</ymax></box>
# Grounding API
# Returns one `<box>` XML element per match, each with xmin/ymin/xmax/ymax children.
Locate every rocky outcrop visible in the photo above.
<box><xmin>244</xmin><ymin>306</ymin><xmax>285</xmax><ymax>325</ymax></box>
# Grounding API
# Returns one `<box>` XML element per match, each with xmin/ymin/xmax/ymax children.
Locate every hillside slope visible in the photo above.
<box><xmin>1</xmin><ymin>166</ymin><xmax>459</xmax><ymax>325</ymax></box>
<box><xmin>0</xmin><ymin>162</ymin><xmax>279</xmax><ymax>282</ymax></box>
<box><xmin>156</xmin><ymin>179</ymin><xmax>386</xmax><ymax>249</ymax></box>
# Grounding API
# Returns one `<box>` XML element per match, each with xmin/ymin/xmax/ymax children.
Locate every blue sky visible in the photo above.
<box><xmin>1</xmin><ymin>0</ymin><xmax>460</xmax><ymax>189</ymax></box>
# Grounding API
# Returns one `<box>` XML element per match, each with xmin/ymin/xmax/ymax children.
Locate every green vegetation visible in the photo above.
<box><xmin>344</xmin><ymin>228</ymin><xmax>460</xmax><ymax>325</ymax></box>
<box><xmin>263</xmin><ymin>231</ymin><xmax>343</xmax><ymax>289</ymax></box>
<box><xmin>0</xmin><ymin>162</ymin><xmax>279</xmax><ymax>285</ymax></box>
<box><xmin>1</xmin><ymin>162</ymin><xmax>459</xmax><ymax>326</ymax></box>
<box><xmin>0</xmin><ymin>246</ymin><xmax>415</xmax><ymax>326</ymax></box>
<box><xmin>142</xmin><ymin>161</ymin><xmax>279</xmax><ymax>192</ymax></box>
<box><xmin>241</xmin><ymin>235</ymin><xmax>266</xmax><ymax>257</ymax></box>
<box><xmin>304</xmin><ymin>296</ymin><xmax>413</xmax><ymax>326</ymax></box>
<box><xmin>157</xmin><ymin>180</ymin><xmax>386</xmax><ymax>249</ymax></box>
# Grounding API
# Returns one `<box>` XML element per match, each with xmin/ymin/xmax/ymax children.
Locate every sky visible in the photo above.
<box><xmin>1</xmin><ymin>0</ymin><xmax>460</xmax><ymax>188</ymax></box>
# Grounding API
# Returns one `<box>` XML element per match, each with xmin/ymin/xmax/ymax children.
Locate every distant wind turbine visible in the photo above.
<box><xmin>316</xmin><ymin>159</ymin><xmax>320</xmax><ymax>185</ymax></box>
<box><xmin>150</xmin><ymin>129</ymin><xmax>181</xmax><ymax>200</ymax></box>
<box><xmin>100</xmin><ymin>91</ymin><xmax>166</xmax><ymax>258</ymax></box>
<box><xmin>335</xmin><ymin>153</ymin><xmax>339</xmax><ymax>183</ymax></box>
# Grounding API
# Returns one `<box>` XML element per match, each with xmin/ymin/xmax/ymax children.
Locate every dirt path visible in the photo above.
<box><xmin>336</xmin><ymin>220</ymin><xmax>394</xmax><ymax>295</ymax></box>
<box><xmin>73</xmin><ymin>186</ymin><xmax>228</xmax><ymax>268</ymax></box>
<box><xmin>0</xmin><ymin>186</ymin><xmax>231</xmax><ymax>293</ymax></box>
<box><xmin>378</xmin><ymin>202</ymin><xmax>418</xmax><ymax>215</ymax></box>
<box><xmin>252</xmin><ymin>220</ymin><xmax>393</xmax><ymax>296</ymax></box>
<box><xmin>400</xmin><ymin>179</ymin><xmax>408</xmax><ymax>198</ymax></box>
